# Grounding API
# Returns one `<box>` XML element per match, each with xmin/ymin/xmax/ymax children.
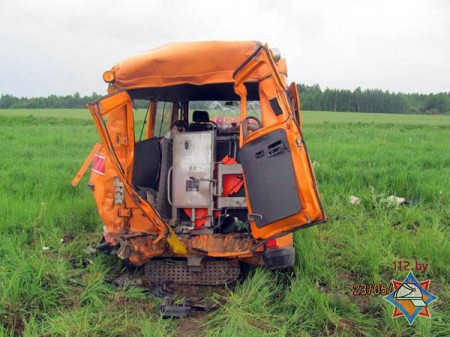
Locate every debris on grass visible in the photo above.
<box><xmin>83</xmin><ymin>247</ymin><xmax>97</xmax><ymax>255</ymax></box>
<box><xmin>68</xmin><ymin>257</ymin><xmax>92</xmax><ymax>269</ymax></box>
<box><xmin>159</xmin><ymin>297</ymin><xmax>192</xmax><ymax>319</ymax></box>
<box><xmin>60</xmin><ymin>234</ymin><xmax>75</xmax><ymax>244</ymax></box>
<box><xmin>386</xmin><ymin>195</ymin><xmax>406</xmax><ymax>206</ymax></box>
<box><xmin>112</xmin><ymin>274</ymin><xmax>144</xmax><ymax>287</ymax></box>
<box><xmin>349</xmin><ymin>196</ymin><xmax>361</xmax><ymax>204</ymax></box>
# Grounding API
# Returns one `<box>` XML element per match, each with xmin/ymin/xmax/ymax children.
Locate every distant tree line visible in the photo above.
<box><xmin>0</xmin><ymin>92</ymin><xmax>101</xmax><ymax>109</ymax></box>
<box><xmin>1</xmin><ymin>86</ymin><xmax>449</xmax><ymax>114</ymax></box>
<box><xmin>298</xmin><ymin>84</ymin><xmax>450</xmax><ymax>114</ymax></box>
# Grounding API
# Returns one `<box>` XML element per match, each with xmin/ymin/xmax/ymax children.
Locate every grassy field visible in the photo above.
<box><xmin>1</xmin><ymin>108</ymin><xmax>450</xmax><ymax>126</ymax></box>
<box><xmin>0</xmin><ymin>109</ymin><xmax>449</xmax><ymax>336</ymax></box>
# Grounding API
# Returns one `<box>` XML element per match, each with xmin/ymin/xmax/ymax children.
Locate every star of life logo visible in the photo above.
<box><xmin>384</xmin><ymin>271</ymin><xmax>438</xmax><ymax>325</ymax></box>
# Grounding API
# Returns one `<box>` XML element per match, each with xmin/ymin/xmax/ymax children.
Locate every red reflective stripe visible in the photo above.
<box><xmin>92</xmin><ymin>154</ymin><xmax>105</xmax><ymax>174</ymax></box>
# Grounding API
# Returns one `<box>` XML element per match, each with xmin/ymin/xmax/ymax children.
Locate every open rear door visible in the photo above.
<box><xmin>233</xmin><ymin>45</ymin><xmax>326</xmax><ymax>240</ymax></box>
<box><xmin>88</xmin><ymin>91</ymin><xmax>186</xmax><ymax>254</ymax></box>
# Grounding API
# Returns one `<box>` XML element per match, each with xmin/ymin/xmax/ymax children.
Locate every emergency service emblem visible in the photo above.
<box><xmin>384</xmin><ymin>271</ymin><xmax>438</xmax><ymax>325</ymax></box>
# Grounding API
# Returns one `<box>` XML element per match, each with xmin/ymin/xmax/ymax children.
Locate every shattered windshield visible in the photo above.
<box><xmin>189</xmin><ymin>101</ymin><xmax>260</xmax><ymax>118</ymax></box>
<box><xmin>189</xmin><ymin>101</ymin><xmax>261</xmax><ymax>133</ymax></box>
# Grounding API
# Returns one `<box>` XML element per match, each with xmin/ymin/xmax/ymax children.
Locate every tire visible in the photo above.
<box><xmin>263</xmin><ymin>246</ymin><xmax>295</xmax><ymax>271</ymax></box>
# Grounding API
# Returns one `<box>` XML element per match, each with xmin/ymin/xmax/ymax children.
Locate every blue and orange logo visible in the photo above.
<box><xmin>384</xmin><ymin>272</ymin><xmax>438</xmax><ymax>325</ymax></box>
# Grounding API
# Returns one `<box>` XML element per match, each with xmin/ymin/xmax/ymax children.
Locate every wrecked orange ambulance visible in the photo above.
<box><xmin>73</xmin><ymin>41</ymin><xmax>326</xmax><ymax>285</ymax></box>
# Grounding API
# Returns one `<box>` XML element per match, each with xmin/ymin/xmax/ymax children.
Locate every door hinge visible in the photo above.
<box><xmin>118</xmin><ymin>208</ymin><xmax>132</xmax><ymax>217</ymax></box>
<box><xmin>116</xmin><ymin>135</ymin><xmax>129</xmax><ymax>145</ymax></box>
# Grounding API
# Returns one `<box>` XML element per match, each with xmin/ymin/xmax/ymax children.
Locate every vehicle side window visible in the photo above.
<box><xmin>133</xmin><ymin>99</ymin><xmax>150</xmax><ymax>141</ymax></box>
<box><xmin>155</xmin><ymin>101</ymin><xmax>173</xmax><ymax>137</ymax></box>
<box><xmin>247</xmin><ymin>101</ymin><xmax>261</xmax><ymax>120</ymax></box>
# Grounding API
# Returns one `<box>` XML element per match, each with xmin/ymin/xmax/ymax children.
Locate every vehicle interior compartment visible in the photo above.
<box><xmin>131</xmin><ymin>98</ymin><xmax>253</xmax><ymax>236</ymax></box>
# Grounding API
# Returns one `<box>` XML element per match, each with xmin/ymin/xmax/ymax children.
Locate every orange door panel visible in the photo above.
<box><xmin>88</xmin><ymin>91</ymin><xmax>186</xmax><ymax>254</ymax></box>
<box><xmin>234</xmin><ymin>45</ymin><xmax>326</xmax><ymax>240</ymax></box>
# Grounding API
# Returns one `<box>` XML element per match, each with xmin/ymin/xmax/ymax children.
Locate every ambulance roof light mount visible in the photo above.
<box><xmin>103</xmin><ymin>70</ymin><xmax>115</xmax><ymax>83</ymax></box>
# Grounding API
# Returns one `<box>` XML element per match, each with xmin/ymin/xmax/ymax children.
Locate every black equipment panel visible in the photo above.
<box><xmin>240</xmin><ymin>129</ymin><xmax>301</xmax><ymax>227</ymax></box>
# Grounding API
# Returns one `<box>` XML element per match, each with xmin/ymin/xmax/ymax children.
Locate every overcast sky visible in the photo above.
<box><xmin>1</xmin><ymin>0</ymin><xmax>449</xmax><ymax>97</ymax></box>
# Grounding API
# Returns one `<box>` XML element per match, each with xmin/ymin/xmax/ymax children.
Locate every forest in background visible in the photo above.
<box><xmin>298</xmin><ymin>84</ymin><xmax>449</xmax><ymax>114</ymax></box>
<box><xmin>0</xmin><ymin>85</ymin><xmax>449</xmax><ymax>114</ymax></box>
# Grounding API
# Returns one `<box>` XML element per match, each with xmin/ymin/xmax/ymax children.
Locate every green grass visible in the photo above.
<box><xmin>301</xmin><ymin>110</ymin><xmax>450</xmax><ymax>126</ymax></box>
<box><xmin>0</xmin><ymin>109</ymin><xmax>449</xmax><ymax>336</ymax></box>
<box><xmin>1</xmin><ymin>108</ymin><xmax>450</xmax><ymax>126</ymax></box>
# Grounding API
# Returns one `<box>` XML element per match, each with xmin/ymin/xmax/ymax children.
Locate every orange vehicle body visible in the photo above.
<box><xmin>73</xmin><ymin>41</ymin><xmax>326</xmax><ymax>271</ymax></box>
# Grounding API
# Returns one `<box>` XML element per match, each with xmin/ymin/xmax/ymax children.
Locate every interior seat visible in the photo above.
<box><xmin>187</xmin><ymin>110</ymin><xmax>214</xmax><ymax>132</ymax></box>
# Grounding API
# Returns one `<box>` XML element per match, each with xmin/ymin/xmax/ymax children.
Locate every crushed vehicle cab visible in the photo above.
<box><xmin>73</xmin><ymin>41</ymin><xmax>326</xmax><ymax>285</ymax></box>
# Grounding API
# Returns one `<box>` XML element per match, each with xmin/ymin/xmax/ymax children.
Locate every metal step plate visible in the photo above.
<box><xmin>144</xmin><ymin>259</ymin><xmax>240</xmax><ymax>286</ymax></box>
